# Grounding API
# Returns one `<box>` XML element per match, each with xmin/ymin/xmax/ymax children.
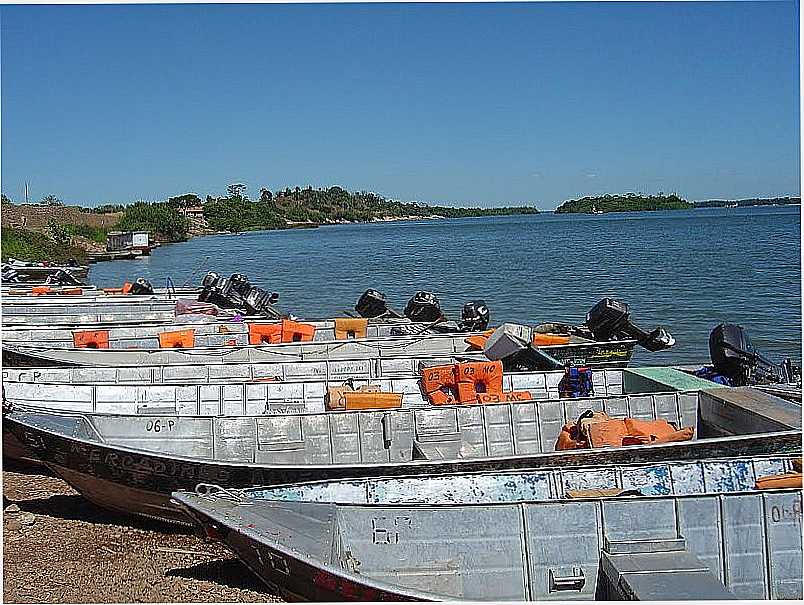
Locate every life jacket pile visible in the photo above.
<box><xmin>555</xmin><ymin>410</ymin><xmax>694</xmax><ymax>451</ymax></box>
<box><xmin>420</xmin><ymin>360</ymin><xmax>531</xmax><ymax>405</ymax></box>
<box><xmin>558</xmin><ymin>367</ymin><xmax>594</xmax><ymax>398</ymax></box>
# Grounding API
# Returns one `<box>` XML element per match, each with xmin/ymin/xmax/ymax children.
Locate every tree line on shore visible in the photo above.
<box><xmin>3</xmin><ymin>185</ymin><xmax>540</xmax><ymax>244</ymax></box>
<box><xmin>554</xmin><ymin>193</ymin><xmax>692</xmax><ymax>214</ymax></box>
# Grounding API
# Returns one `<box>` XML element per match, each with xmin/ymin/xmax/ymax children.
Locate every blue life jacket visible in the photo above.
<box><xmin>693</xmin><ymin>366</ymin><xmax>732</xmax><ymax>386</ymax></box>
<box><xmin>559</xmin><ymin>366</ymin><xmax>594</xmax><ymax>398</ymax></box>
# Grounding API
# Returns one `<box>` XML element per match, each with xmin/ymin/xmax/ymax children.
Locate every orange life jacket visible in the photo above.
<box><xmin>454</xmin><ymin>360</ymin><xmax>503</xmax><ymax>402</ymax></box>
<box><xmin>464</xmin><ymin>329</ymin><xmax>495</xmax><ymax>351</ymax></box>
<box><xmin>280</xmin><ymin>319</ymin><xmax>316</xmax><ymax>343</ymax></box>
<box><xmin>73</xmin><ymin>330</ymin><xmax>110</xmax><ymax>349</ymax></box>
<box><xmin>755</xmin><ymin>473</ymin><xmax>803</xmax><ymax>490</ymax></box>
<box><xmin>421</xmin><ymin>364</ymin><xmax>460</xmax><ymax>405</ymax></box>
<box><xmin>158</xmin><ymin>329</ymin><xmax>195</xmax><ymax>348</ymax></box>
<box><xmin>248</xmin><ymin>323</ymin><xmax>283</xmax><ymax>345</ymax></box>
<box><xmin>532</xmin><ymin>333</ymin><xmax>571</xmax><ymax>346</ymax></box>
<box><xmin>555</xmin><ymin>412</ymin><xmax>694</xmax><ymax>450</ymax></box>
<box><xmin>476</xmin><ymin>390</ymin><xmax>533</xmax><ymax>404</ymax></box>
<box><xmin>334</xmin><ymin>318</ymin><xmax>368</xmax><ymax>340</ymax></box>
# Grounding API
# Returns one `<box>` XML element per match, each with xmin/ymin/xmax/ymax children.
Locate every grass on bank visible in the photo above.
<box><xmin>2</xmin><ymin>227</ymin><xmax>88</xmax><ymax>264</ymax></box>
<box><xmin>62</xmin><ymin>223</ymin><xmax>109</xmax><ymax>243</ymax></box>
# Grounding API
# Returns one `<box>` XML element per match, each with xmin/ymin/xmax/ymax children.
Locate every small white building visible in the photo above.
<box><xmin>107</xmin><ymin>231</ymin><xmax>151</xmax><ymax>254</ymax></box>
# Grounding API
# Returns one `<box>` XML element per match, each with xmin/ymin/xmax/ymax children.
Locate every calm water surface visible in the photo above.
<box><xmin>90</xmin><ymin>206</ymin><xmax>801</xmax><ymax>366</ymax></box>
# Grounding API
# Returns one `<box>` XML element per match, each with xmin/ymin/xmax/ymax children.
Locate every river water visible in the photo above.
<box><xmin>89</xmin><ymin>206</ymin><xmax>801</xmax><ymax>366</ymax></box>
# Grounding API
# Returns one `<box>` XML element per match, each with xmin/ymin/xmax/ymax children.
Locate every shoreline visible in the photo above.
<box><xmin>3</xmin><ymin>203</ymin><xmax>799</xmax><ymax>269</ymax></box>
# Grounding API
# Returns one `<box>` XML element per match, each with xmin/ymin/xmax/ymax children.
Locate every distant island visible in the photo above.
<box><xmin>693</xmin><ymin>196</ymin><xmax>800</xmax><ymax>208</ymax></box>
<box><xmin>554</xmin><ymin>193</ymin><xmax>692</xmax><ymax>214</ymax></box>
<box><xmin>1</xmin><ymin>185</ymin><xmax>539</xmax><ymax>263</ymax></box>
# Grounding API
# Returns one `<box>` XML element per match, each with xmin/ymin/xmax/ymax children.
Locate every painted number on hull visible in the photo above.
<box><xmin>371</xmin><ymin>516</ymin><xmax>412</xmax><ymax>545</ymax></box>
<box><xmin>771</xmin><ymin>500</ymin><xmax>802</xmax><ymax>523</ymax></box>
<box><xmin>145</xmin><ymin>419</ymin><xmax>175</xmax><ymax>433</ymax></box>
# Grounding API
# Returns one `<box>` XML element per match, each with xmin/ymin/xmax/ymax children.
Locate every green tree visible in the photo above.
<box><xmin>118</xmin><ymin>201</ymin><xmax>190</xmax><ymax>241</ymax></box>
<box><xmin>168</xmin><ymin>193</ymin><xmax>202</xmax><ymax>207</ymax></box>
<box><xmin>41</xmin><ymin>194</ymin><xmax>63</xmax><ymax>206</ymax></box>
<box><xmin>46</xmin><ymin>219</ymin><xmax>70</xmax><ymax>245</ymax></box>
<box><xmin>227</xmin><ymin>183</ymin><xmax>247</xmax><ymax>198</ymax></box>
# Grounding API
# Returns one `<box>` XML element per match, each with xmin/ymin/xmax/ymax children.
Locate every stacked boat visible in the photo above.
<box><xmin>2</xmin><ymin>272</ymin><xmax>801</xmax><ymax>601</ymax></box>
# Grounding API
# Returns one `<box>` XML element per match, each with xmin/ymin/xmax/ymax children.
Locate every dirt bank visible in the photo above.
<box><xmin>1</xmin><ymin>203</ymin><xmax>121</xmax><ymax>231</ymax></box>
<box><xmin>2</xmin><ymin>461</ymin><xmax>282</xmax><ymax>603</ymax></box>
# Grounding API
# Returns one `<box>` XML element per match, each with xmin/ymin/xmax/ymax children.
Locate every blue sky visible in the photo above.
<box><xmin>1</xmin><ymin>1</ymin><xmax>799</xmax><ymax>209</ymax></box>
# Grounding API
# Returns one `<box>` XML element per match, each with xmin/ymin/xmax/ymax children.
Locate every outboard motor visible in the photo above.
<box><xmin>459</xmin><ymin>300</ymin><xmax>490</xmax><ymax>332</ymax></box>
<box><xmin>585</xmin><ymin>298</ymin><xmax>675</xmax><ymax>352</ymax></box>
<box><xmin>2</xmin><ymin>267</ymin><xmax>20</xmax><ymax>283</ymax></box>
<box><xmin>404</xmin><ymin>291</ymin><xmax>443</xmax><ymax>323</ymax></box>
<box><xmin>244</xmin><ymin>286</ymin><xmax>281</xmax><ymax>318</ymax></box>
<box><xmin>356</xmin><ymin>289</ymin><xmax>393</xmax><ymax>318</ymax></box>
<box><xmin>201</xmin><ymin>271</ymin><xmax>220</xmax><ymax>289</ymax></box>
<box><xmin>198</xmin><ymin>270</ymin><xmax>283</xmax><ymax>317</ymax></box>
<box><xmin>355</xmin><ymin>289</ymin><xmax>384</xmax><ymax>318</ymax></box>
<box><xmin>129</xmin><ymin>277</ymin><xmax>154</xmax><ymax>295</ymax></box>
<box><xmin>709</xmin><ymin>323</ymin><xmax>798</xmax><ymax>386</ymax></box>
<box><xmin>229</xmin><ymin>273</ymin><xmax>252</xmax><ymax>298</ymax></box>
<box><xmin>44</xmin><ymin>269</ymin><xmax>84</xmax><ymax>286</ymax></box>
<box><xmin>199</xmin><ymin>275</ymin><xmax>242</xmax><ymax>308</ymax></box>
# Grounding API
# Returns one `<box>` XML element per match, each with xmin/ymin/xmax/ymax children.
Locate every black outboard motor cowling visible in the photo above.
<box><xmin>404</xmin><ymin>291</ymin><xmax>443</xmax><ymax>323</ymax></box>
<box><xmin>229</xmin><ymin>273</ymin><xmax>252</xmax><ymax>297</ymax></box>
<box><xmin>198</xmin><ymin>271</ymin><xmax>282</xmax><ymax>317</ymax></box>
<box><xmin>460</xmin><ymin>300</ymin><xmax>490</xmax><ymax>332</ymax></box>
<box><xmin>586</xmin><ymin>298</ymin><xmax>675</xmax><ymax>352</ymax></box>
<box><xmin>198</xmin><ymin>276</ymin><xmax>243</xmax><ymax>308</ymax></box>
<box><xmin>43</xmin><ymin>269</ymin><xmax>84</xmax><ymax>286</ymax></box>
<box><xmin>709</xmin><ymin>323</ymin><xmax>797</xmax><ymax>386</ymax></box>
<box><xmin>355</xmin><ymin>289</ymin><xmax>392</xmax><ymax>318</ymax></box>
<box><xmin>201</xmin><ymin>271</ymin><xmax>220</xmax><ymax>289</ymax></box>
<box><xmin>129</xmin><ymin>278</ymin><xmax>154</xmax><ymax>295</ymax></box>
<box><xmin>2</xmin><ymin>268</ymin><xmax>20</xmax><ymax>283</ymax></box>
<box><xmin>244</xmin><ymin>286</ymin><xmax>281</xmax><ymax>318</ymax></box>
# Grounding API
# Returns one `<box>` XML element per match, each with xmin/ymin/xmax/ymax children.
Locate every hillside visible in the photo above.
<box><xmin>0</xmin><ymin>201</ymin><xmax>122</xmax><ymax>231</ymax></box>
<box><xmin>554</xmin><ymin>193</ymin><xmax>692</xmax><ymax>214</ymax></box>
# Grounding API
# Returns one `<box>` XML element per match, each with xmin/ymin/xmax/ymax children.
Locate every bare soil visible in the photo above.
<box><xmin>1</xmin><ymin>204</ymin><xmax>122</xmax><ymax>230</ymax></box>
<box><xmin>2</xmin><ymin>460</ymin><xmax>283</xmax><ymax>603</ymax></box>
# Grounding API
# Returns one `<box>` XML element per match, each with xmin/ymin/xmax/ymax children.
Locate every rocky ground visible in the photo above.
<box><xmin>2</xmin><ymin>461</ymin><xmax>283</xmax><ymax>603</ymax></box>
